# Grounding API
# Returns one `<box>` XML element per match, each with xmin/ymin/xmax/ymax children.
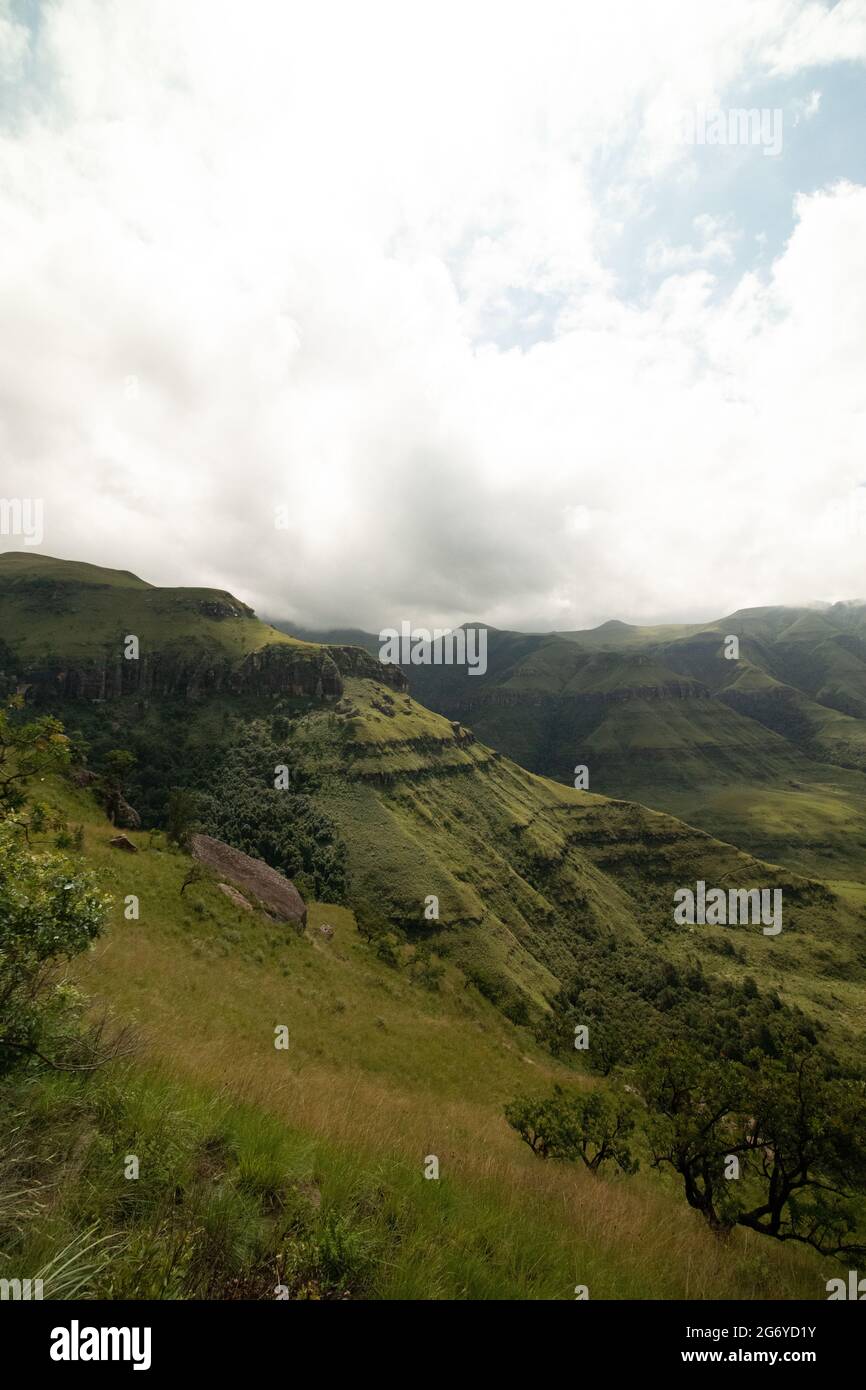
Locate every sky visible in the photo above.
<box><xmin>1</xmin><ymin>0</ymin><xmax>865</xmax><ymax>633</ymax></box>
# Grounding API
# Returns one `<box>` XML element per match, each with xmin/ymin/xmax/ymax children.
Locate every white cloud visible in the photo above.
<box><xmin>0</xmin><ymin>2</ymin><xmax>29</xmax><ymax>84</ymax></box>
<box><xmin>793</xmin><ymin>88</ymin><xmax>823</xmax><ymax>123</ymax></box>
<box><xmin>0</xmin><ymin>0</ymin><xmax>865</xmax><ymax>631</ymax></box>
<box><xmin>646</xmin><ymin>213</ymin><xmax>739</xmax><ymax>273</ymax></box>
<box><xmin>766</xmin><ymin>0</ymin><xmax>866</xmax><ymax>74</ymax></box>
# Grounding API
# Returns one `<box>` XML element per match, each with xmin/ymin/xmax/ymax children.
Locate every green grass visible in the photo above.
<box><xmin>0</xmin><ymin>775</ymin><xmax>842</xmax><ymax>1300</ymax></box>
<box><xmin>38</xmin><ymin>665</ymin><xmax>866</xmax><ymax>1058</ymax></box>
<box><xmin>403</xmin><ymin>607</ymin><xmax>866</xmax><ymax>884</ymax></box>
<box><xmin>3</xmin><ymin>1059</ymin><xmax>827</xmax><ymax>1300</ymax></box>
<box><xmin>0</xmin><ymin>551</ymin><xmax>308</xmax><ymax>665</ymax></box>
<box><xmin>4</xmin><ymin>562</ymin><xmax>866</xmax><ymax>1299</ymax></box>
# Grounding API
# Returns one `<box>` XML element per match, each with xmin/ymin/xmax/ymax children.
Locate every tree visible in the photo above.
<box><xmin>166</xmin><ymin>788</ymin><xmax>200</xmax><ymax>850</ymax></box>
<box><xmin>639</xmin><ymin>1045</ymin><xmax>743</xmax><ymax>1233</ymax></box>
<box><xmin>639</xmin><ymin>1042</ymin><xmax>866</xmax><ymax>1259</ymax></box>
<box><xmin>180</xmin><ymin>864</ymin><xmax>204</xmax><ymax>896</ymax></box>
<box><xmin>0</xmin><ymin>698</ymin><xmax>70</xmax><ymax>813</ymax></box>
<box><xmin>542</xmin><ymin>938</ymin><xmax>816</xmax><ymax>1072</ymax></box>
<box><xmin>103</xmin><ymin>748</ymin><xmax>137</xmax><ymax>793</ymax></box>
<box><xmin>0</xmin><ymin>816</ymin><xmax>111</xmax><ymax>1073</ymax></box>
<box><xmin>505</xmin><ymin>1086</ymin><xmax>639</xmax><ymax>1175</ymax></box>
<box><xmin>195</xmin><ymin>729</ymin><xmax>347</xmax><ymax>900</ymax></box>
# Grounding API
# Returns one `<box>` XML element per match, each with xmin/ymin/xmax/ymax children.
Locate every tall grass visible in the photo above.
<box><xmin>0</xmin><ymin>1060</ymin><xmax>828</xmax><ymax>1300</ymax></box>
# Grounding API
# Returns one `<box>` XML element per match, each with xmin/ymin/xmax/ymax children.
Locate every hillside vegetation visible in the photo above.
<box><xmin>2</xmin><ymin>557</ymin><xmax>864</xmax><ymax>1299</ymax></box>
<box><xmin>392</xmin><ymin>608</ymin><xmax>866</xmax><ymax>881</ymax></box>
<box><xmin>0</xmin><ymin>772</ymin><xmax>844</xmax><ymax>1300</ymax></box>
<box><xmin>0</xmin><ymin>551</ymin><xmax>300</xmax><ymax>664</ymax></box>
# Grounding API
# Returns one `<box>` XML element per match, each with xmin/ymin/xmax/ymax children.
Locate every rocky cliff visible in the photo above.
<box><xmin>7</xmin><ymin>640</ymin><xmax>407</xmax><ymax>704</ymax></box>
<box><xmin>0</xmin><ymin>553</ymin><xmax>408</xmax><ymax>704</ymax></box>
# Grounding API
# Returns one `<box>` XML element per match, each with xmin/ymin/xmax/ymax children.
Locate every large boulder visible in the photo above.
<box><xmin>190</xmin><ymin>834</ymin><xmax>307</xmax><ymax>930</ymax></box>
<box><xmin>109</xmin><ymin>834</ymin><xmax>138</xmax><ymax>853</ymax></box>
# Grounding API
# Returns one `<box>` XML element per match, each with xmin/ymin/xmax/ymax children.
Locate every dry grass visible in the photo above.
<box><xmin>64</xmin><ymin>834</ymin><xmax>829</xmax><ymax>1300</ymax></box>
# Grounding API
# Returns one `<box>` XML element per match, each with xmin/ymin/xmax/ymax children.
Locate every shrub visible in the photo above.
<box><xmin>0</xmin><ymin>817</ymin><xmax>110</xmax><ymax>1074</ymax></box>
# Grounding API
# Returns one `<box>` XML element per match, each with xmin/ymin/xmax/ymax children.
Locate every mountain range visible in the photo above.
<box><xmin>289</xmin><ymin>608</ymin><xmax>866</xmax><ymax>884</ymax></box>
<box><xmin>2</xmin><ymin>552</ymin><xmax>865</xmax><ymax>1300</ymax></box>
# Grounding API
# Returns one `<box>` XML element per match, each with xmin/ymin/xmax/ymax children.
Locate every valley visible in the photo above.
<box><xmin>1</xmin><ymin>555</ymin><xmax>865</xmax><ymax>1300</ymax></box>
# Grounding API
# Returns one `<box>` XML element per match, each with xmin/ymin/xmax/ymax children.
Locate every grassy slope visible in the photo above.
<box><xmin>3</xmin><ymin>559</ymin><xmax>863</xmax><ymax>1298</ymax></box>
<box><xmin>402</xmin><ymin>613</ymin><xmax>866</xmax><ymax>882</ymax></box>
<box><xmin>8</xmin><ymin>556</ymin><xmax>856</xmax><ymax>1034</ymax></box>
<box><xmin>9</xmin><ymin>771</ymin><xmax>832</xmax><ymax>1300</ymax></box>
<box><xmin>33</xmin><ymin>670</ymin><xmax>865</xmax><ymax>1049</ymax></box>
<box><xmin>132</xmin><ymin>674</ymin><xmax>852</xmax><ymax>1068</ymax></box>
<box><xmin>0</xmin><ymin>551</ymin><xmax>307</xmax><ymax>665</ymax></box>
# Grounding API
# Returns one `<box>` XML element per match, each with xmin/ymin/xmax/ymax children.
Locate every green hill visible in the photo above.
<box><xmin>3</xmin><ymin>556</ymin><xmax>865</xmax><ymax>1300</ymax></box>
<box><xmin>0</xmin><ymin>551</ymin><xmax>401</xmax><ymax>704</ymax></box>
<box><xmin>397</xmin><ymin>611</ymin><xmax>866</xmax><ymax>881</ymax></box>
<box><xmin>3</xmin><ymin>771</ymin><xmax>836</xmax><ymax>1301</ymax></box>
<box><xmin>0</xmin><ymin>550</ymin><xmax>301</xmax><ymax>665</ymax></box>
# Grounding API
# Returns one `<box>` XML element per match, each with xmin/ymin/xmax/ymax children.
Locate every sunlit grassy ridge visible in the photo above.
<box><xmin>272</xmin><ymin>680</ymin><xmax>861</xmax><ymax>1055</ymax></box>
<box><xmin>31</xmin><ymin>660</ymin><xmax>866</xmax><ymax>1055</ymax></box>
<box><xmin>0</xmin><ymin>551</ymin><xmax>308</xmax><ymax>665</ymax></box>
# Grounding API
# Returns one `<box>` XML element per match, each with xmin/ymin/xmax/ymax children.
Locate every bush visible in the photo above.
<box><xmin>0</xmin><ymin>816</ymin><xmax>110</xmax><ymax>1074</ymax></box>
<box><xmin>375</xmin><ymin>934</ymin><xmax>401</xmax><ymax>968</ymax></box>
<box><xmin>0</xmin><ymin>700</ymin><xmax>71</xmax><ymax>813</ymax></box>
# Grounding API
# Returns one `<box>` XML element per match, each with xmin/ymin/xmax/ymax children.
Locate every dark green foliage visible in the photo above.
<box><xmin>0</xmin><ymin>816</ymin><xmax>109</xmax><ymax>1074</ymax></box>
<box><xmin>639</xmin><ymin>1043</ymin><xmax>866</xmax><ymax>1258</ymax></box>
<box><xmin>375</xmin><ymin>934</ymin><xmax>401</xmax><ymax>967</ymax></box>
<box><xmin>42</xmin><ymin>697</ymin><xmax>349</xmax><ymax>900</ymax></box>
<box><xmin>39</xmin><ymin>697</ymin><xmax>230</xmax><ymax>827</ymax></box>
<box><xmin>196</xmin><ymin>727</ymin><xmax>348</xmax><ymax>902</ymax></box>
<box><xmin>505</xmin><ymin>1086</ymin><xmax>638</xmax><ymax>1174</ymax></box>
<box><xmin>0</xmin><ymin>698</ymin><xmax>71</xmax><ymax>812</ymax></box>
<box><xmin>353</xmin><ymin>902</ymin><xmax>393</xmax><ymax>942</ymax></box>
<box><xmin>539</xmin><ymin>934</ymin><xmax>820</xmax><ymax>1072</ymax></box>
<box><xmin>103</xmin><ymin>748</ymin><xmax>137</xmax><ymax>791</ymax></box>
<box><xmin>166</xmin><ymin>787</ymin><xmax>200</xmax><ymax>849</ymax></box>
<box><xmin>0</xmin><ymin>706</ymin><xmax>110</xmax><ymax>1076</ymax></box>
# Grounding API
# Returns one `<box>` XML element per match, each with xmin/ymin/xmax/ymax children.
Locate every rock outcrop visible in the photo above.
<box><xmin>11</xmin><ymin>639</ymin><xmax>407</xmax><ymax>704</ymax></box>
<box><xmin>190</xmin><ymin>833</ymin><xmax>307</xmax><ymax>930</ymax></box>
<box><xmin>109</xmin><ymin>834</ymin><xmax>138</xmax><ymax>852</ymax></box>
<box><xmin>217</xmin><ymin>882</ymin><xmax>253</xmax><ymax>912</ymax></box>
<box><xmin>106</xmin><ymin>792</ymin><xmax>142</xmax><ymax>830</ymax></box>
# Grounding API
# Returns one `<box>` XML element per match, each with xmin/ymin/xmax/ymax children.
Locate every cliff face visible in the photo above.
<box><xmin>8</xmin><ymin>641</ymin><xmax>407</xmax><ymax>704</ymax></box>
<box><xmin>0</xmin><ymin>554</ymin><xmax>407</xmax><ymax>704</ymax></box>
<box><xmin>455</xmin><ymin>681</ymin><xmax>709</xmax><ymax>712</ymax></box>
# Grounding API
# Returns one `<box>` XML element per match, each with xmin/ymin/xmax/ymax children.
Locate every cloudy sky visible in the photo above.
<box><xmin>1</xmin><ymin>0</ymin><xmax>865</xmax><ymax>632</ymax></box>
